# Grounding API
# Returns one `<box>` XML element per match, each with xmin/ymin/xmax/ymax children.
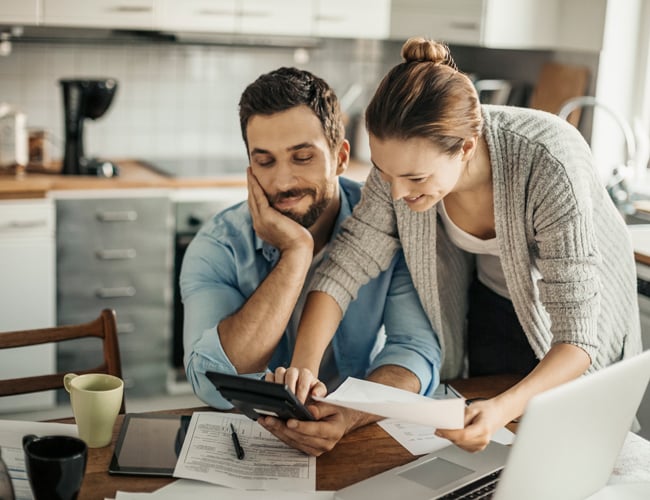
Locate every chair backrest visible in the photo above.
<box><xmin>0</xmin><ymin>309</ymin><xmax>125</xmax><ymax>414</ymax></box>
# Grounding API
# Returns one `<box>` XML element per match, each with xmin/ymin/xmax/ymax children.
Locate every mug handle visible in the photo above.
<box><xmin>22</xmin><ymin>434</ymin><xmax>37</xmax><ymax>450</ymax></box>
<box><xmin>63</xmin><ymin>373</ymin><xmax>78</xmax><ymax>393</ymax></box>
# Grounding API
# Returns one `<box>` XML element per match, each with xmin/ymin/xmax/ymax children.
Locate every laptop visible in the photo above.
<box><xmin>335</xmin><ymin>349</ymin><xmax>650</xmax><ymax>500</ymax></box>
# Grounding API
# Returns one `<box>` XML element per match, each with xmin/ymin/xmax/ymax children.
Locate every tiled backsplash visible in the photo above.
<box><xmin>0</xmin><ymin>39</ymin><xmax>391</xmax><ymax>161</ymax></box>
<box><xmin>1</xmin><ymin>37</ymin><xmax>589</xmax><ymax>163</ymax></box>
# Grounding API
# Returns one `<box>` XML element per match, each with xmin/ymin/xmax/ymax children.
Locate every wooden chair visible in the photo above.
<box><xmin>0</xmin><ymin>309</ymin><xmax>126</xmax><ymax>414</ymax></box>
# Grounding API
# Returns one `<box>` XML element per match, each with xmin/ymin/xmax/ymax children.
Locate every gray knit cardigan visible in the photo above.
<box><xmin>313</xmin><ymin>105</ymin><xmax>642</xmax><ymax>381</ymax></box>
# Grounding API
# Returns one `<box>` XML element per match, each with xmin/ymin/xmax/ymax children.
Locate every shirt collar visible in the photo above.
<box><xmin>255</xmin><ymin>178</ymin><xmax>353</xmax><ymax>263</ymax></box>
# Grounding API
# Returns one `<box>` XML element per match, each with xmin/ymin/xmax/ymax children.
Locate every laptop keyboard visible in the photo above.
<box><xmin>438</xmin><ymin>469</ymin><xmax>503</xmax><ymax>499</ymax></box>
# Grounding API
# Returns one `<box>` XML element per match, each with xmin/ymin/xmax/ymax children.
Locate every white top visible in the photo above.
<box><xmin>438</xmin><ymin>200</ymin><xmax>510</xmax><ymax>299</ymax></box>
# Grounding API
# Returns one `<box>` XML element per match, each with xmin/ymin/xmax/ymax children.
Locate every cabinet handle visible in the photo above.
<box><xmin>96</xmin><ymin>249</ymin><xmax>137</xmax><ymax>260</ymax></box>
<box><xmin>96</xmin><ymin>286</ymin><xmax>136</xmax><ymax>298</ymax></box>
<box><xmin>315</xmin><ymin>15</ymin><xmax>345</xmax><ymax>23</ymax></box>
<box><xmin>96</xmin><ymin>211</ymin><xmax>138</xmax><ymax>222</ymax></box>
<box><xmin>449</xmin><ymin>21</ymin><xmax>480</xmax><ymax>31</ymax></box>
<box><xmin>0</xmin><ymin>219</ymin><xmax>48</xmax><ymax>230</ymax></box>
<box><xmin>109</xmin><ymin>5</ymin><xmax>152</xmax><ymax>13</ymax></box>
<box><xmin>117</xmin><ymin>322</ymin><xmax>135</xmax><ymax>334</ymax></box>
<box><xmin>240</xmin><ymin>10</ymin><xmax>271</xmax><ymax>18</ymax></box>
<box><xmin>197</xmin><ymin>9</ymin><xmax>234</xmax><ymax>16</ymax></box>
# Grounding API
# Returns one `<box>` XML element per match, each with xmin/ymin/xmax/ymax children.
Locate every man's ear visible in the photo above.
<box><xmin>335</xmin><ymin>140</ymin><xmax>351</xmax><ymax>176</ymax></box>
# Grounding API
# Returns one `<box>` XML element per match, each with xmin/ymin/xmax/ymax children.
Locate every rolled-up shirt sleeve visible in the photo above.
<box><xmin>368</xmin><ymin>251</ymin><xmax>441</xmax><ymax>396</ymax></box>
<box><xmin>180</xmin><ymin>232</ymin><xmax>265</xmax><ymax>409</ymax></box>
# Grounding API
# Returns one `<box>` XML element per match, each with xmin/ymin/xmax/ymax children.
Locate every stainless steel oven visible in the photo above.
<box><xmin>168</xmin><ymin>188</ymin><xmax>247</xmax><ymax>393</ymax></box>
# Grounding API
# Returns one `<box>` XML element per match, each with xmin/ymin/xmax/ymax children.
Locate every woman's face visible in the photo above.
<box><xmin>369</xmin><ymin>134</ymin><xmax>468</xmax><ymax>212</ymax></box>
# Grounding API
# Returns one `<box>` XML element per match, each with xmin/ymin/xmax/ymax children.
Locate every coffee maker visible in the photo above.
<box><xmin>60</xmin><ymin>78</ymin><xmax>119</xmax><ymax>176</ymax></box>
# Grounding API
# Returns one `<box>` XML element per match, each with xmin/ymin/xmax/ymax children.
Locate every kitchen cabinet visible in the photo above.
<box><xmin>55</xmin><ymin>193</ymin><xmax>173</xmax><ymax>399</ymax></box>
<box><xmin>390</xmin><ymin>0</ymin><xmax>558</xmax><ymax>50</ymax></box>
<box><xmin>156</xmin><ymin>0</ymin><xmax>237</xmax><ymax>33</ymax></box>
<box><xmin>238</xmin><ymin>0</ymin><xmax>312</xmax><ymax>37</ymax></box>
<box><xmin>0</xmin><ymin>0</ymin><xmax>40</xmax><ymax>25</ymax></box>
<box><xmin>156</xmin><ymin>0</ymin><xmax>312</xmax><ymax>37</ymax></box>
<box><xmin>0</xmin><ymin>199</ymin><xmax>56</xmax><ymax>412</ymax></box>
<box><xmin>42</xmin><ymin>0</ymin><xmax>155</xmax><ymax>30</ymax></box>
<box><xmin>314</xmin><ymin>0</ymin><xmax>390</xmax><ymax>39</ymax></box>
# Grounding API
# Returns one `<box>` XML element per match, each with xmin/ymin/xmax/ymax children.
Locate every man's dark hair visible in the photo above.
<box><xmin>239</xmin><ymin>67</ymin><xmax>344</xmax><ymax>155</ymax></box>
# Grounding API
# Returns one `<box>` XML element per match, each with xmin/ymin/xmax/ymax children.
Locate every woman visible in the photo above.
<box><xmin>284</xmin><ymin>37</ymin><xmax>641</xmax><ymax>451</ymax></box>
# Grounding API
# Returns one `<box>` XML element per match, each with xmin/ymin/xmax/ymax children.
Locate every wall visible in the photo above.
<box><xmin>0</xmin><ymin>38</ymin><xmax>388</xmax><ymax>163</ymax></box>
<box><xmin>0</xmin><ymin>37</ymin><xmax>593</xmax><ymax>165</ymax></box>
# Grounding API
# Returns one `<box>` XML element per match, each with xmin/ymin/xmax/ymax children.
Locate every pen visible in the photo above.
<box><xmin>230</xmin><ymin>423</ymin><xmax>245</xmax><ymax>460</ymax></box>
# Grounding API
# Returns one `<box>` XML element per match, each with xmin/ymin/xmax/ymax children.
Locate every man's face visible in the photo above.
<box><xmin>246</xmin><ymin>105</ymin><xmax>342</xmax><ymax>228</ymax></box>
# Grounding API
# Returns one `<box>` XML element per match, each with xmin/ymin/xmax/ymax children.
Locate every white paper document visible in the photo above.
<box><xmin>0</xmin><ymin>419</ymin><xmax>78</xmax><ymax>500</ymax></box>
<box><xmin>313</xmin><ymin>377</ymin><xmax>465</xmax><ymax>429</ymax></box>
<box><xmin>378</xmin><ymin>418</ymin><xmax>515</xmax><ymax>455</ymax></box>
<box><xmin>116</xmin><ymin>479</ymin><xmax>335</xmax><ymax>499</ymax></box>
<box><xmin>173</xmin><ymin>412</ymin><xmax>316</xmax><ymax>491</ymax></box>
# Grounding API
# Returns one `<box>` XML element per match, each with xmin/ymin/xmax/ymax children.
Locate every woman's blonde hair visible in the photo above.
<box><xmin>366</xmin><ymin>37</ymin><xmax>482</xmax><ymax>155</ymax></box>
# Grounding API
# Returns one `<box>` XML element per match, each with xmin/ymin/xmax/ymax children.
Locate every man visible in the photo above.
<box><xmin>180</xmin><ymin>67</ymin><xmax>440</xmax><ymax>455</ymax></box>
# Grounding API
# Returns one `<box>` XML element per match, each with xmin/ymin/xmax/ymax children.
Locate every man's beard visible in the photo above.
<box><xmin>269</xmin><ymin>187</ymin><xmax>331</xmax><ymax>228</ymax></box>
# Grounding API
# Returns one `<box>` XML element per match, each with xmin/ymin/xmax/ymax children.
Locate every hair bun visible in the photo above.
<box><xmin>401</xmin><ymin>37</ymin><xmax>457</xmax><ymax>69</ymax></box>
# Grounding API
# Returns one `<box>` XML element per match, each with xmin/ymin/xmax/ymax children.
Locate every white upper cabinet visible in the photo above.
<box><xmin>155</xmin><ymin>0</ymin><xmax>311</xmax><ymax>37</ymax></box>
<box><xmin>0</xmin><ymin>0</ymin><xmax>40</xmax><ymax>24</ymax></box>
<box><xmin>390</xmin><ymin>0</ymin><xmax>560</xmax><ymax>50</ymax></box>
<box><xmin>314</xmin><ymin>0</ymin><xmax>390</xmax><ymax>39</ymax></box>
<box><xmin>157</xmin><ymin>0</ymin><xmax>237</xmax><ymax>33</ymax></box>
<box><xmin>237</xmin><ymin>0</ymin><xmax>312</xmax><ymax>36</ymax></box>
<box><xmin>42</xmin><ymin>0</ymin><xmax>155</xmax><ymax>30</ymax></box>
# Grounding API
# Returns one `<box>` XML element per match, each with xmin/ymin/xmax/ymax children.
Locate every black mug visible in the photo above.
<box><xmin>22</xmin><ymin>435</ymin><xmax>87</xmax><ymax>500</ymax></box>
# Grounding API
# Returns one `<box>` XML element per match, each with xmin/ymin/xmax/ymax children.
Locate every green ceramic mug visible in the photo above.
<box><xmin>63</xmin><ymin>373</ymin><xmax>123</xmax><ymax>448</ymax></box>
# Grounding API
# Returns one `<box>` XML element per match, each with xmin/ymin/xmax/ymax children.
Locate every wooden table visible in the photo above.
<box><xmin>63</xmin><ymin>375</ymin><xmax>521</xmax><ymax>499</ymax></box>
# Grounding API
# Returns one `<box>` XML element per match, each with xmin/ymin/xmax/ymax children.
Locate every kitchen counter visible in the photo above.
<box><xmin>0</xmin><ymin>159</ymin><xmax>373</xmax><ymax>199</ymax></box>
<box><xmin>629</xmin><ymin>225</ymin><xmax>650</xmax><ymax>266</ymax></box>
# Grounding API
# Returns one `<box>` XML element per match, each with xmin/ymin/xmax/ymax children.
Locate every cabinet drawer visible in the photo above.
<box><xmin>57</xmin><ymin>269</ymin><xmax>172</xmax><ymax>311</ymax></box>
<box><xmin>57</xmin><ymin>307</ymin><xmax>170</xmax><ymax>398</ymax></box>
<box><xmin>43</xmin><ymin>0</ymin><xmax>155</xmax><ymax>29</ymax></box>
<box><xmin>57</xmin><ymin>229</ymin><xmax>172</xmax><ymax>275</ymax></box>
<box><xmin>57</xmin><ymin>197</ymin><xmax>172</xmax><ymax>240</ymax></box>
<box><xmin>0</xmin><ymin>199</ymin><xmax>55</xmax><ymax>238</ymax></box>
<box><xmin>58</xmin><ymin>306</ymin><xmax>170</xmax><ymax>355</ymax></box>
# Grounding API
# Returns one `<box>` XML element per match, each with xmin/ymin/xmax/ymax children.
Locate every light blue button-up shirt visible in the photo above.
<box><xmin>180</xmin><ymin>176</ymin><xmax>441</xmax><ymax>409</ymax></box>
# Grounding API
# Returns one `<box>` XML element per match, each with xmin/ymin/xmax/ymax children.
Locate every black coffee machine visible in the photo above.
<box><xmin>60</xmin><ymin>78</ymin><xmax>119</xmax><ymax>176</ymax></box>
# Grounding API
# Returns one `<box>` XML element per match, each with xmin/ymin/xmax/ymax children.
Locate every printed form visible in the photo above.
<box><xmin>173</xmin><ymin>412</ymin><xmax>316</xmax><ymax>491</ymax></box>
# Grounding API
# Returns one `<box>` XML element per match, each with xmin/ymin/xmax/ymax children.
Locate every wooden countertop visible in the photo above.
<box><xmin>0</xmin><ymin>159</ymin><xmax>372</xmax><ymax>199</ymax></box>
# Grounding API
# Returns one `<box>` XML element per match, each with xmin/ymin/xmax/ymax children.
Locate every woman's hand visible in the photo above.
<box><xmin>266</xmin><ymin>367</ymin><xmax>327</xmax><ymax>404</ymax></box>
<box><xmin>435</xmin><ymin>398</ymin><xmax>508</xmax><ymax>452</ymax></box>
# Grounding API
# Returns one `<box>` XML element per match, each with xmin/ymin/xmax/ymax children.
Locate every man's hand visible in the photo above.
<box><xmin>258</xmin><ymin>402</ymin><xmax>354</xmax><ymax>456</ymax></box>
<box><xmin>247</xmin><ymin>168</ymin><xmax>313</xmax><ymax>254</ymax></box>
<box><xmin>259</xmin><ymin>368</ymin><xmax>356</xmax><ymax>456</ymax></box>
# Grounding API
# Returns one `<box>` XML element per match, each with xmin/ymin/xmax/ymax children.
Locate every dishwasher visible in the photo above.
<box><xmin>0</xmin><ymin>198</ymin><xmax>56</xmax><ymax>412</ymax></box>
<box><xmin>635</xmin><ymin>262</ymin><xmax>650</xmax><ymax>439</ymax></box>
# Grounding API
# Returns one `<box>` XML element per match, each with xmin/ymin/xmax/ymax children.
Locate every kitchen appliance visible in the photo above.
<box><xmin>0</xmin><ymin>103</ymin><xmax>27</xmax><ymax>171</ymax></box>
<box><xmin>60</xmin><ymin>78</ymin><xmax>119</xmax><ymax>177</ymax></box>
<box><xmin>473</xmin><ymin>79</ymin><xmax>531</xmax><ymax>107</ymax></box>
